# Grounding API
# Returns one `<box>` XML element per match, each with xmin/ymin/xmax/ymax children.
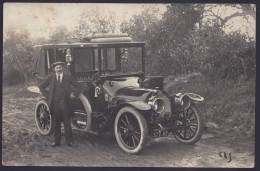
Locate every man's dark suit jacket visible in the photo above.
<box><xmin>39</xmin><ymin>73</ymin><xmax>81</xmax><ymax>112</ymax></box>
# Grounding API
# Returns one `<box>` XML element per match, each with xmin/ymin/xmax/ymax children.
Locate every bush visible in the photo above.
<box><xmin>122</xmin><ymin>5</ymin><xmax>256</xmax><ymax>81</ymax></box>
<box><xmin>3</xmin><ymin>28</ymin><xmax>34</xmax><ymax>84</ymax></box>
<box><xmin>199</xmin><ymin>28</ymin><xmax>256</xmax><ymax>81</ymax></box>
<box><xmin>164</xmin><ymin>74</ymin><xmax>255</xmax><ymax>137</ymax></box>
<box><xmin>3</xmin><ymin>69</ymin><xmax>25</xmax><ymax>86</ymax></box>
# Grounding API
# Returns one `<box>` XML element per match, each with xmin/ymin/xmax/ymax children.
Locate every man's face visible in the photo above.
<box><xmin>54</xmin><ymin>65</ymin><xmax>63</xmax><ymax>74</ymax></box>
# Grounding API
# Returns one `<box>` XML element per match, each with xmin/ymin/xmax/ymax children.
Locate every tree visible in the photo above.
<box><xmin>120</xmin><ymin>3</ymin><xmax>255</xmax><ymax>81</ymax></box>
<box><xmin>199</xmin><ymin>26</ymin><xmax>256</xmax><ymax>80</ymax></box>
<box><xmin>49</xmin><ymin>26</ymin><xmax>71</xmax><ymax>43</ymax></box>
<box><xmin>203</xmin><ymin>4</ymin><xmax>256</xmax><ymax>40</ymax></box>
<box><xmin>3</xmin><ymin>27</ymin><xmax>34</xmax><ymax>83</ymax></box>
<box><xmin>144</xmin><ymin>4</ymin><xmax>204</xmax><ymax>75</ymax></box>
<box><xmin>120</xmin><ymin>6</ymin><xmax>163</xmax><ymax>74</ymax></box>
<box><xmin>120</xmin><ymin>6</ymin><xmax>161</xmax><ymax>40</ymax></box>
<box><xmin>73</xmin><ymin>8</ymin><xmax>118</xmax><ymax>39</ymax></box>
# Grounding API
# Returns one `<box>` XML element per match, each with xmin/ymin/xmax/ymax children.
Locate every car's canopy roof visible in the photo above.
<box><xmin>34</xmin><ymin>41</ymin><xmax>145</xmax><ymax>49</ymax></box>
<box><xmin>34</xmin><ymin>33</ymin><xmax>145</xmax><ymax>48</ymax></box>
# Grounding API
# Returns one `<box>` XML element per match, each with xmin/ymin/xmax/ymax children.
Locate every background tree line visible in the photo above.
<box><xmin>3</xmin><ymin>4</ymin><xmax>256</xmax><ymax>85</ymax></box>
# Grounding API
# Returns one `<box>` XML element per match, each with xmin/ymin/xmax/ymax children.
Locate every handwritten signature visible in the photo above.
<box><xmin>219</xmin><ymin>152</ymin><xmax>232</xmax><ymax>162</ymax></box>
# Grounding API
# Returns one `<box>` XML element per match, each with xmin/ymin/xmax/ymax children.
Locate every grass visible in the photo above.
<box><xmin>3</xmin><ymin>81</ymin><xmax>40</xmax><ymax>98</ymax></box>
<box><xmin>164</xmin><ymin>73</ymin><xmax>255</xmax><ymax>138</ymax></box>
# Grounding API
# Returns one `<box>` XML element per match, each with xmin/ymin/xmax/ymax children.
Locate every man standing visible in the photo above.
<box><xmin>40</xmin><ymin>62</ymin><xmax>80</xmax><ymax>147</ymax></box>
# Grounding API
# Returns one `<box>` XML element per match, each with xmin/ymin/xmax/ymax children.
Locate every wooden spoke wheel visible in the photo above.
<box><xmin>173</xmin><ymin>103</ymin><xmax>204</xmax><ymax>144</ymax></box>
<box><xmin>114</xmin><ymin>107</ymin><xmax>148</xmax><ymax>154</ymax></box>
<box><xmin>35</xmin><ymin>99</ymin><xmax>53</xmax><ymax>136</ymax></box>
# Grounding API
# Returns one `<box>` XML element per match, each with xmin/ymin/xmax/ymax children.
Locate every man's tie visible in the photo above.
<box><xmin>58</xmin><ymin>74</ymin><xmax>61</xmax><ymax>83</ymax></box>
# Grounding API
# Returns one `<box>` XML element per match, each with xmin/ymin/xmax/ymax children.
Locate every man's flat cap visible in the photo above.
<box><xmin>51</xmin><ymin>62</ymin><xmax>65</xmax><ymax>68</ymax></box>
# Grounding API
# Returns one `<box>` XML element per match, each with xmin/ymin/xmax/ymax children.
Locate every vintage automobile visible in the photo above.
<box><xmin>31</xmin><ymin>33</ymin><xmax>205</xmax><ymax>154</ymax></box>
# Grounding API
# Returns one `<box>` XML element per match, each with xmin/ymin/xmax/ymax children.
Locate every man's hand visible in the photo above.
<box><xmin>70</xmin><ymin>93</ymin><xmax>76</xmax><ymax>99</ymax></box>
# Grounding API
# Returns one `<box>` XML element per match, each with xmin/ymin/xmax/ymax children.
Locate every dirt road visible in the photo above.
<box><xmin>2</xmin><ymin>90</ymin><xmax>254</xmax><ymax>167</ymax></box>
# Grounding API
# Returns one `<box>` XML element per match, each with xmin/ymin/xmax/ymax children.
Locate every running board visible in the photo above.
<box><xmin>71</xmin><ymin>124</ymin><xmax>99</xmax><ymax>135</ymax></box>
<box><xmin>86</xmin><ymin>130</ymin><xmax>99</xmax><ymax>135</ymax></box>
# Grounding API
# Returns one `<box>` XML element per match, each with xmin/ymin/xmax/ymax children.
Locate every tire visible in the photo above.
<box><xmin>35</xmin><ymin>99</ymin><xmax>54</xmax><ymax>136</ymax></box>
<box><xmin>114</xmin><ymin>106</ymin><xmax>148</xmax><ymax>154</ymax></box>
<box><xmin>173</xmin><ymin>103</ymin><xmax>204</xmax><ymax>144</ymax></box>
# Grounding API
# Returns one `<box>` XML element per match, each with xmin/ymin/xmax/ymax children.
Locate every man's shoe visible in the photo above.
<box><xmin>67</xmin><ymin>142</ymin><xmax>78</xmax><ymax>147</ymax></box>
<box><xmin>51</xmin><ymin>142</ymin><xmax>60</xmax><ymax>147</ymax></box>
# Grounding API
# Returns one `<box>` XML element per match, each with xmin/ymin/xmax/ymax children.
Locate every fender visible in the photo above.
<box><xmin>112</xmin><ymin>101</ymin><xmax>151</xmax><ymax>113</ymax></box>
<box><xmin>128</xmin><ymin>101</ymin><xmax>151</xmax><ymax>111</ymax></box>
<box><xmin>78</xmin><ymin>93</ymin><xmax>92</xmax><ymax>131</ymax></box>
<box><xmin>183</xmin><ymin>93</ymin><xmax>204</xmax><ymax>102</ymax></box>
<box><xmin>108</xmin><ymin>101</ymin><xmax>151</xmax><ymax>124</ymax></box>
<box><xmin>173</xmin><ymin>93</ymin><xmax>204</xmax><ymax>109</ymax></box>
<box><xmin>27</xmin><ymin>86</ymin><xmax>41</xmax><ymax>94</ymax></box>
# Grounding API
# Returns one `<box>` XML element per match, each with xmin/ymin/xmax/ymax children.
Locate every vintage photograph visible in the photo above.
<box><xmin>2</xmin><ymin>3</ymin><xmax>255</xmax><ymax>167</ymax></box>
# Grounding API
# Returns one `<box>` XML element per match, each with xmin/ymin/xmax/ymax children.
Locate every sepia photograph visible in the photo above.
<box><xmin>2</xmin><ymin>3</ymin><xmax>256</xmax><ymax>167</ymax></box>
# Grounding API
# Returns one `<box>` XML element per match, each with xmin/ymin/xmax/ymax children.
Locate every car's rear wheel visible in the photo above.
<box><xmin>173</xmin><ymin>103</ymin><xmax>204</xmax><ymax>144</ymax></box>
<box><xmin>114</xmin><ymin>107</ymin><xmax>148</xmax><ymax>154</ymax></box>
<box><xmin>35</xmin><ymin>99</ymin><xmax>54</xmax><ymax>136</ymax></box>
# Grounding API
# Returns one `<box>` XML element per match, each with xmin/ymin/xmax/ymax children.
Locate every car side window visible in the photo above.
<box><xmin>74</xmin><ymin>48</ymin><xmax>96</xmax><ymax>72</ymax></box>
<box><xmin>46</xmin><ymin>49</ymin><xmax>55</xmax><ymax>75</ymax></box>
<box><xmin>35</xmin><ymin>49</ymin><xmax>47</xmax><ymax>77</ymax></box>
<box><xmin>101</xmin><ymin>48</ymin><xmax>116</xmax><ymax>71</ymax></box>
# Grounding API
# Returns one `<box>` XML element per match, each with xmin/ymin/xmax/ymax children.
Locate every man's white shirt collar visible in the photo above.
<box><xmin>56</xmin><ymin>73</ymin><xmax>63</xmax><ymax>82</ymax></box>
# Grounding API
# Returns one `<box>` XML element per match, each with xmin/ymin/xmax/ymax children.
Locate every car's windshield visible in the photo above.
<box><xmin>120</xmin><ymin>47</ymin><xmax>143</xmax><ymax>73</ymax></box>
<box><xmin>73</xmin><ymin>46</ymin><xmax>143</xmax><ymax>74</ymax></box>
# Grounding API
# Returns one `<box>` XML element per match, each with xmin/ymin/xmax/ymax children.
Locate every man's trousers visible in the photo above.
<box><xmin>51</xmin><ymin>99</ymin><xmax>73</xmax><ymax>144</ymax></box>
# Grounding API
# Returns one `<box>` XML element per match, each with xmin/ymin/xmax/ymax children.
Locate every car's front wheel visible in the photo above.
<box><xmin>114</xmin><ymin>107</ymin><xmax>148</xmax><ymax>154</ymax></box>
<box><xmin>173</xmin><ymin>103</ymin><xmax>204</xmax><ymax>144</ymax></box>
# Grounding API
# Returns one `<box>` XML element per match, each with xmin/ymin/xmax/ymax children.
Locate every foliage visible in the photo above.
<box><xmin>3</xmin><ymin>4</ymin><xmax>256</xmax><ymax>86</ymax></box>
<box><xmin>49</xmin><ymin>25</ymin><xmax>72</xmax><ymax>43</ymax></box>
<box><xmin>199</xmin><ymin>26</ymin><xmax>256</xmax><ymax>80</ymax></box>
<box><xmin>164</xmin><ymin>74</ymin><xmax>255</xmax><ymax>137</ymax></box>
<box><xmin>122</xmin><ymin>4</ymin><xmax>205</xmax><ymax>76</ymax></box>
<box><xmin>121</xmin><ymin>4</ymin><xmax>255</xmax><ymax>81</ymax></box>
<box><xmin>203</xmin><ymin>4</ymin><xmax>255</xmax><ymax>37</ymax></box>
<box><xmin>3</xmin><ymin>27</ymin><xmax>34</xmax><ymax>84</ymax></box>
<box><xmin>72</xmin><ymin>8</ymin><xmax>117</xmax><ymax>39</ymax></box>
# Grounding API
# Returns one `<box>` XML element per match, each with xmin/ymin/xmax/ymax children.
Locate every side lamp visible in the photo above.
<box><xmin>66</xmin><ymin>48</ymin><xmax>73</xmax><ymax>66</ymax></box>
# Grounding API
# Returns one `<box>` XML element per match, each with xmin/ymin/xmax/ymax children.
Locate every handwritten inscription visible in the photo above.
<box><xmin>219</xmin><ymin>152</ymin><xmax>232</xmax><ymax>162</ymax></box>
